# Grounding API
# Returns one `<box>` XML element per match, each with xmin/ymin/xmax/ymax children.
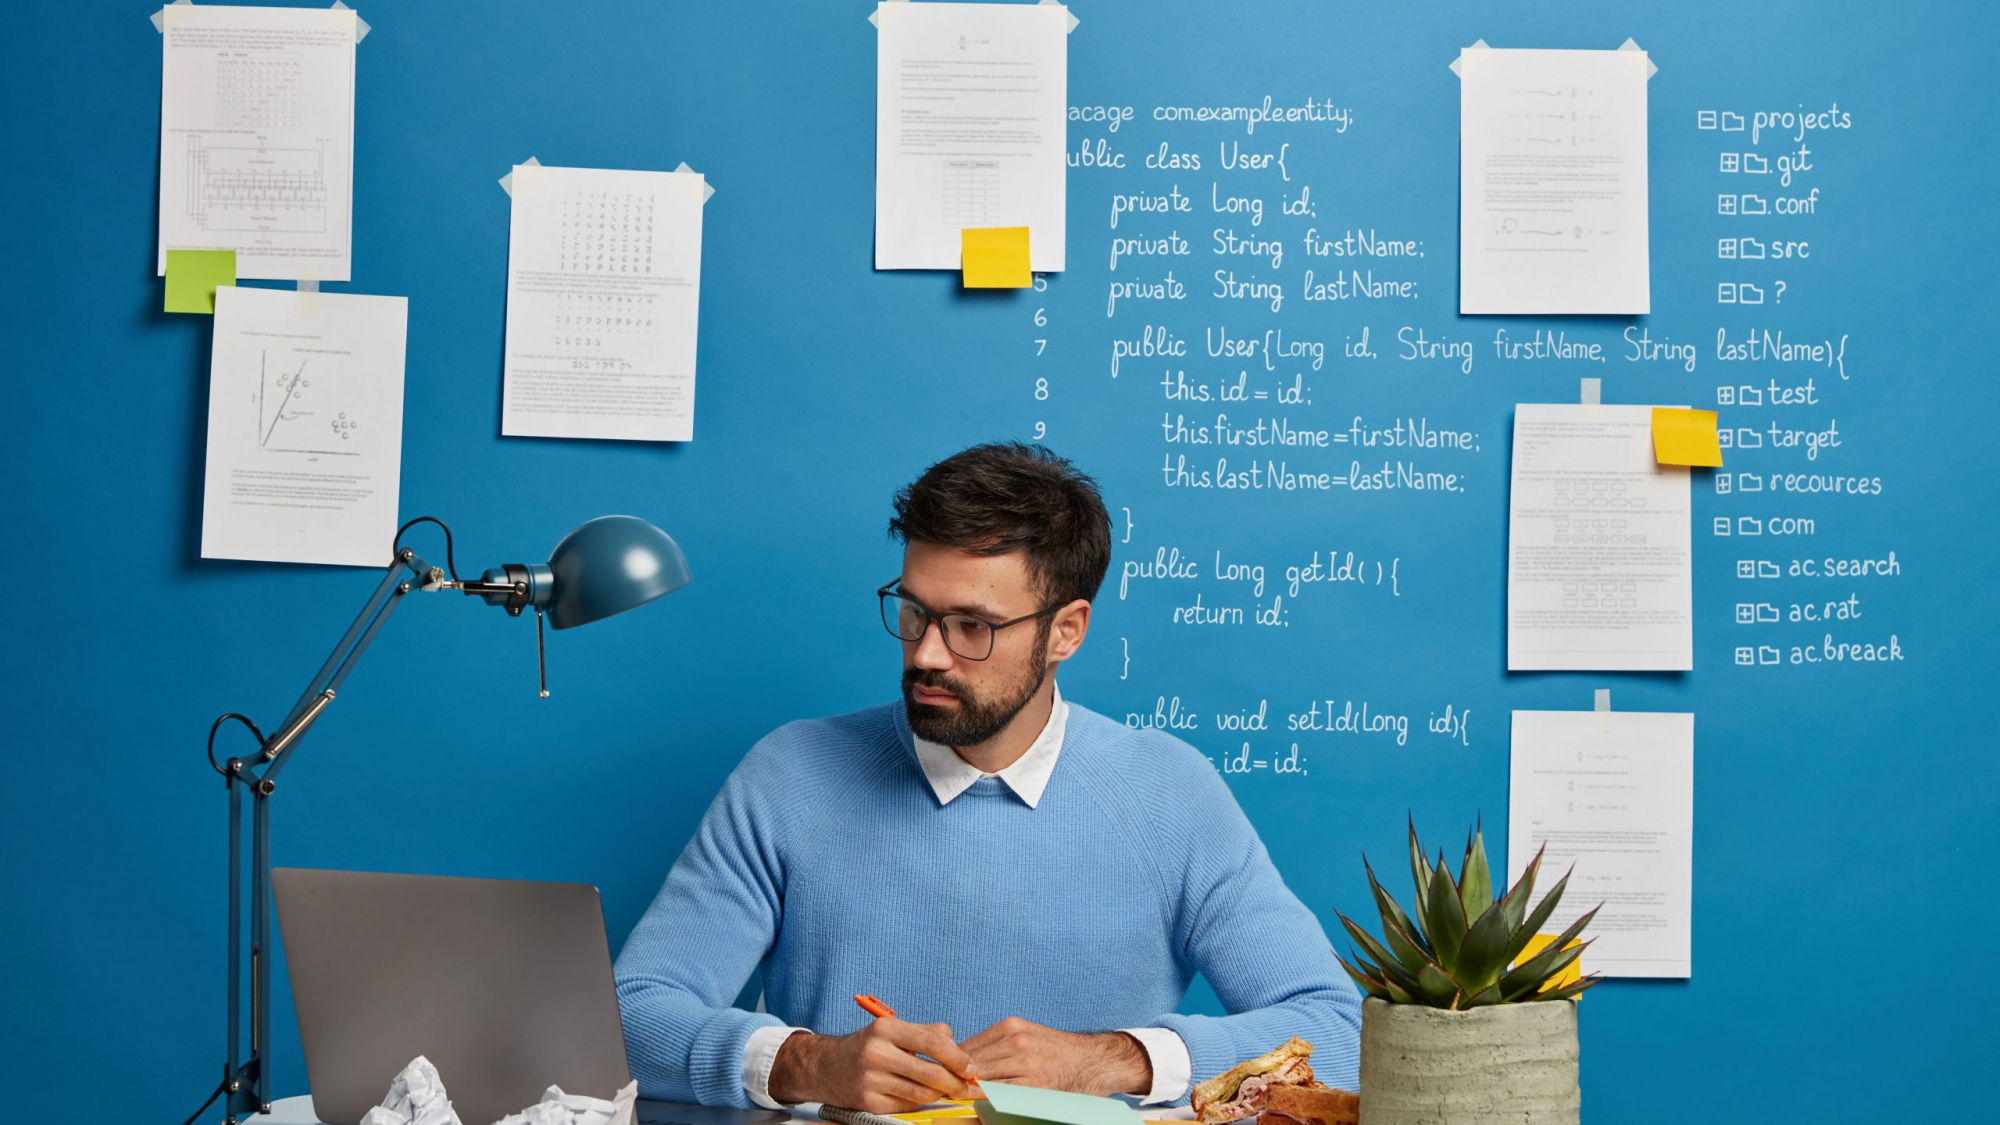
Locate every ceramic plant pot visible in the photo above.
<box><xmin>1356</xmin><ymin>997</ymin><xmax>1580</xmax><ymax>1125</ymax></box>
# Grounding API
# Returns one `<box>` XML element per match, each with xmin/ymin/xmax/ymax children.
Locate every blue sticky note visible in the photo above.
<box><xmin>977</xmin><ymin>1082</ymin><xmax>1143</xmax><ymax>1125</ymax></box>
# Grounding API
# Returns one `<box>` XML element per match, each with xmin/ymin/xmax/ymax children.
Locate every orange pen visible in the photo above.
<box><xmin>855</xmin><ymin>993</ymin><xmax>897</xmax><ymax>1019</ymax></box>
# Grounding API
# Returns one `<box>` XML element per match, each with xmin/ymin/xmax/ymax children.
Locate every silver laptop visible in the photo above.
<box><xmin>273</xmin><ymin>867</ymin><xmax>789</xmax><ymax>1125</ymax></box>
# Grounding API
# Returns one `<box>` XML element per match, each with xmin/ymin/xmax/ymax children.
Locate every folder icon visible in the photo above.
<box><xmin>1739</xmin><ymin>237</ymin><xmax>1767</xmax><ymax>259</ymax></box>
<box><xmin>1739</xmin><ymin>385</ymin><xmax>1763</xmax><ymax>405</ymax></box>
<box><xmin>1653</xmin><ymin>407</ymin><xmax>1724</xmax><ymax>467</ymax></box>
<box><xmin>1722</xmin><ymin>111</ymin><xmax>1746</xmax><ymax>131</ymax></box>
<box><xmin>1739</xmin><ymin>283</ymin><xmax>1766</xmax><ymax>304</ymax></box>
<box><xmin>1739</xmin><ymin>516</ymin><xmax>1763</xmax><ymax>535</ymax></box>
<box><xmin>1743</xmin><ymin>153</ymin><xmax>1770</xmax><ymax>174</ymax></box>
<box><xmin>1736</xmin><ymin>427</ymin><xmax>1763</xmax><ymax>448</ymax></box>
<box><xmin>1739</xmin><ymin>473</ymin><xmax>1764</xmax><ymax>492</ymax></box>
<box><xmin>1740</xmin><ymin>194</ymin><xmax>1769</xmax><ymax>215</ymax></box>
<box><xmin>1757</xmin><ymin>560</ymin><xmax>1781</xmax><ymax>578</ymax></box>
<box><xmin>1759</xmin><ymin>645</ymin><xmax>1781</xmax><ymax>665</ymax></box>
<box><xmin>1756</xmin><ymin>604</ymin><xmax>1780</xmax><ymax>623</ymax></box>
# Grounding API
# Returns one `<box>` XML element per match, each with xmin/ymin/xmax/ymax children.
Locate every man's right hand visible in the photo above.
<box><xmin>767</xmin><ymin>1018</ymin><xmax>982</xmax><ymax>1111</ymax></box>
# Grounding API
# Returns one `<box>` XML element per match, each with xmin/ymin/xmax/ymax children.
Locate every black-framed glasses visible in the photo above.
<box><xmin>877</xmin><ymin>579</ymin><xmax>1061</xmax><ymax>661</ymax></box>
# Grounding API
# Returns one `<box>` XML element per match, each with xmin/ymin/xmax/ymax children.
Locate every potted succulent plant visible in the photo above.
<box><xmin>1333</xmin><ymin>821</ymin><xmax>1599</xmax><ymax>1125</ymax></box>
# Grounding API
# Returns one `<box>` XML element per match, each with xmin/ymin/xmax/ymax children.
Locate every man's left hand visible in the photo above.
<box><xmin>960</xmin><ymin>1017</ymin><xmax>1151</xmax><ymax>1098</ymax></box>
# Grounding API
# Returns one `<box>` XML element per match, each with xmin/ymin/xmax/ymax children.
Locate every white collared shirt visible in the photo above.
<box><xmin>909</xmin><ymin>680</ymin><xmax>1070</xmax><ymax>807</ymax></box>
<box><xmin>740</xmin><ymin>683</ymin><xmax>1192</xmax><ymax>1107</ymax></box>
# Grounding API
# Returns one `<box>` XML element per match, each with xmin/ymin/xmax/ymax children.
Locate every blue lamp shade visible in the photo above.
<box><xmin>544</xmin><ymin>515</ymin><xmax>691</xmax><ymax>629</ymax></box>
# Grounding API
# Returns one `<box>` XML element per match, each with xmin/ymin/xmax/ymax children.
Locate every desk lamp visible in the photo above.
<box><xmin>191</xmin><ymin>515</ymin><xmax>690</xmax><ymax>1124</ymax></box>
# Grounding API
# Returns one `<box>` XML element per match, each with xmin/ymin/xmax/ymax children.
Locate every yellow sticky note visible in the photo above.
<box><xmin>961</xmin><ymin>227</ymin><xmax>1031</xmax><ymax>288</ymax></box>
<box><xmin>165</xmin><ymin>250</ymin><xmax>237</xmax><ymax>314</ymax></box>
<box><xmin>1652</xmin><ymin>407</ymin><xmax>1723</xmax><ymax>467</ymax></box>
<box><xmin>1516</xmin><ymin>932</ymin><xmax>1584</xmax><ymax>992</ymax></box>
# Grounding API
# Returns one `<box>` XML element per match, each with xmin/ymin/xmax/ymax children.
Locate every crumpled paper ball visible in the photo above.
<box><xmin>359</xmin><ymin>1056</ymin><xmax>638</xmax><ymax>1125</ymax></box>
<box><xmin>359</xmin><ymin>1056</ymin><xmax>462</xmax><ymax>1125</ymax></box>
<box><xmin>491</xmin><ymin>1082</ymin><xmax>638</xmax><ymax>1125</ymax></box>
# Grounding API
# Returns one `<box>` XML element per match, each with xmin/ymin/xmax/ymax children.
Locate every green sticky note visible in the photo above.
<box><xmin>977</xmin><ymin>1082</ymin><xmax>1142</xmax><ymax>1125</ymax></box>
<box><xmin>165</xmin><ymin>250</ymin><xmax>237</xmax><ymax>314</ymax></box>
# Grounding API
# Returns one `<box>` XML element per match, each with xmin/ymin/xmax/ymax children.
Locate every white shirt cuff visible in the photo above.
<box><xmin>1119</xmin><ymin>1027</ymin><xmax>1192</xmax><ymax>1106</ymax></box>
<box><xmin>743</xmin><ymin>1025</ymin><xmax>811</xmax><ymax>1109</ymax></box>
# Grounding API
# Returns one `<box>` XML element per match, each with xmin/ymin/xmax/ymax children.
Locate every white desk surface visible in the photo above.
<box><xmin>246</xmin><ymin>1096</ymin><xmax>325</xmax><ymax>1124</ymax></box>
<box><xmin>247</xmin><ymin>1094</ymin><xmax>1198</xmax><ymax>1124</ymax></box>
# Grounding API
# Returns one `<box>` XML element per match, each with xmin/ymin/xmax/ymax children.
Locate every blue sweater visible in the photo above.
<box><xmin>613</xmin><ymin>701</ymin><xmax>1361</xmax><ymax>1106</ymax></box>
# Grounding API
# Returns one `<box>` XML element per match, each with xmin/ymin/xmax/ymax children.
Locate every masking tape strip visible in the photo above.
<box><xmin>870</xmin><ymin>0</ymin><xmax>1077</xmax><ymax>34</ymax></box>
<box><xmin>1618</xmin><ymin>37</ymin><xmax>1657</xmax><ymax>80</ymax></box>
<box><xmin>1447</xmin><ymin>38</ymin><xmax>1490</xmax><ymax>78</ymax></box>
<box><xmin>1579</xmin><ymin>377</ymin><xmax>1600</xmax><ymax>406</ymax></box>
<box><xmin>867</xmin><ymin>0</ymin><xmax>905</xmax><ymax>29</ymax></box>
<box><xmin>673</xmin><ymin>161</ymin><xmax>717</xmax><ymax>205</ymax></box>
<box><xmin>330</xmin><ymin>0</ymin><xmax>372</xmax><ymax>44</ymax></box>
<box><xmin>296</xmin><ymin>274</ymin><xmax>321</xmax><ymax>316</ymax></box>
<box><xmin>151</xmin><ymin>0</ymin><xmax>192</xmax><ymax>33</ymax></box>
<box><xmin>498</xmin><ymin>155</ymin><xmax>542</xmax><ymax>198</ymax></box>
<box><xmin>1594</xmin><ymin>688</ymin><xmax>1611</xmax><ymax>731</ymax></box>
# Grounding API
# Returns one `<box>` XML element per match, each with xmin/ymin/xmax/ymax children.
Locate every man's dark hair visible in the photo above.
<box><xmin>889</xmin><ymin>442</ymin><xmax>1112</xmax><ymax>606</ymax></box>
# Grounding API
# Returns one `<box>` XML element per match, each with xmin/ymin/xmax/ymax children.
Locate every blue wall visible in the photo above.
<box><xmin>3</xmin><ymin>2</ymin><xmax>1994</xmax><ymax>1121</ymax></box>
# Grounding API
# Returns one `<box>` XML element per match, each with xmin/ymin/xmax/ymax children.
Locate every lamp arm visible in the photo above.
<box><xmin>214</xmin><ymin>545</ymin><xmax>433</xmax><ymax>1123</ymax></box>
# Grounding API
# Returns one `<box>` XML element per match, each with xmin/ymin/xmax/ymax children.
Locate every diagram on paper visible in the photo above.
<box><xmin>257</xmin><ymin>350</ymin><xmax>361</xmax><ymax>456</ymax></box>
<box><xmin>186</xmin><ymin>136</ymin><xmax>331</xmax><ymax>236</ymax></box>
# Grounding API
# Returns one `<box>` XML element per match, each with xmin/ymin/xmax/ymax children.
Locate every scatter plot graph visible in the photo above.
<box><xmin>258</xmin><ymin>351</ymin><xmax>358</xmax><ymax>455</ymax></box>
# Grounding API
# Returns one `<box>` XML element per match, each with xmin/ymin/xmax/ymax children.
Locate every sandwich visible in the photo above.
<box><xmin>1260</xmin><ymin>1083</ymin><xmax>1360</xmax><ymax>1125</ymax></box>
<box><xmin>1190</xmin><ymin>1037</ymin><xmax>1324</xmax><ymax>1125</ymax></box>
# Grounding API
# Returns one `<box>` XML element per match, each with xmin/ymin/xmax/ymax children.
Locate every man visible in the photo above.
<box><xmin>614</xmin><ymin>443</ymin><xmax>1360</xmax><ymax>1111</ymax></box>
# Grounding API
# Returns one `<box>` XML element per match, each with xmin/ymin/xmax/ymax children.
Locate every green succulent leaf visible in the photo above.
<box><xmin>1364</xmin><ymin>857</ymin><xmax>1433</xmax><ymax>968</ymax></box>
<box><xmin>1499</xmin><ymin>940</ymin><xmax>1590</xmax><ymax>1002</ymax></box>
<box><xmin>1370</xmin><ymin>952</ymin><xmax>1428</xmax><ymax>999</ymax></box>
<box><xmin>1381</xmin><ymin>908</ymin><xmax>1435</xmax><ymax>977</ymax></box>
<box><xmin>1498</xmin><ymin>913</ymin><xmax>1598</xmax><ymax>1000</ymax></box>
<box><xmin>1460</xmin><ymin>829</ymin><xmax>1494</xmax><ymax>923</ymax></box>
<box><xmin>1457</xmin><ymin>982</ymin><xmax>1507</xmax><ymax>1009</ymax></box>
<box><xmin>1336</xmin><ymin>909</ymin><xmax>1404</xmax><ymax>976</ymax></box>
<box><xmin>1502</xmin><ymin>867</ymin><xmax>1573</xmax><ymax>968</ymax></box>
<box><xmin>1368</xmin><ymin>823</ymin><xmax>1607</xmax><ymax>1010</ymax></box>
<box><xmin>1333</xmin><ymin>950</ymin><xmax>1393</xmax><ymax>1000</ymax></box>
<box><xmin>1453</xmin><ymin>892</ymin><xmax>1517</xmax><ymax>995</ymax></box>
<box><xmin>1529</xmin><ymin>975</ymin><xmax>1603</xmax><ymax>1003</ymax></box>
<box><xmin>1377</xmin><ymin>972</ymin><xmax>1417</xmax><ymax>1004</ymax></box>
<box><xmin>1498</xmin><ymin>844</ymin><xmax>1544</xmax><ymax>936</ymax></box>
<box><xmin>1415</xmin><ymin>962</ymin><xmax>1465</xmax><ymax>1008</ymax></box>
<box><xmin>1408</xmin><ymin>817</ymin><xmax>1433</xmax><ymax>937</ymax></box>
<box><xmin>1426</xmin><ymin>854</ymin><xmax>1468</xmax><ymax>972</ymax></box>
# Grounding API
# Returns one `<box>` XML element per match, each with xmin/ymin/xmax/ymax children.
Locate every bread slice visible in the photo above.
<box><xmin>1190</xmin><ymin>1038</ymin><xmax>1316</xmax><ymax>1125</ymax></box>
<box><xmin>1259</xmin><ymin>1083</ymin><xmax>1359</xmax><ymax>1125</ymax></box>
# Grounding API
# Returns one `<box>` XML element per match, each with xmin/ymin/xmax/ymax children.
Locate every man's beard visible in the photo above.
<box><xmin>902</xmin><ymin>629</ymin><xmax>1050</xmax><ymax>748</ymax></box>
